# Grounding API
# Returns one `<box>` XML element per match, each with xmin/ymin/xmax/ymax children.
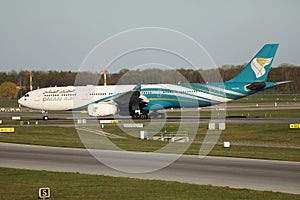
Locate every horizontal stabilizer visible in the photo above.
<box><xmin>275</xmin><ymin>80</ymin><xmax>293</xmax><ymax>85</ymax></box>
<box><xmin>246</xmin><ymin>81</ymin><xmax>266</xmax><ymax>90</ymax></box>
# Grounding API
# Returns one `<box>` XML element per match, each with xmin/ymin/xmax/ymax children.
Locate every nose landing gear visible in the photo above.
<box><xmin>42</xmin><ymin>110</ymin><xmax>49</xmax><ymax>120</ymax></box>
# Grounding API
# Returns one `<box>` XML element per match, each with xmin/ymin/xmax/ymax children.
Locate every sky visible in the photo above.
<box><xmin>0</xmin><ymin>0</ymin><xmax>299</xmax><ymax>72</ymax></box>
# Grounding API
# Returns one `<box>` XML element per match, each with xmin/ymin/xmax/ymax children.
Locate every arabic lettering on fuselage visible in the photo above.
<box><xmin>42</xmin><ymin>89</ymin><xmax>76</xmax><ymax>102</ymax></box>
<box><xmin>59</xmin><ymin>89</ymin><xmax>75</xmax><ymax>94</ymax></box>
<box><xmin>43</xmin><ymin>89</ymin><xmax>75</xmax><ymax>94</ymax></box>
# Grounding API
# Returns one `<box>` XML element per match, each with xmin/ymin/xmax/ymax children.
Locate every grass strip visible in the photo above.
<box><xmin>0</xmin><ymin>167</ymin><xmax>299</xmax><ymax>200</ymax></box>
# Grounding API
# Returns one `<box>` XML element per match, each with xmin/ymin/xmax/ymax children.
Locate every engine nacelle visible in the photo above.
<box><xmin>87</xmin><ymin>102</ymin><xmax>118</xmax><ymax>117</ymax></box>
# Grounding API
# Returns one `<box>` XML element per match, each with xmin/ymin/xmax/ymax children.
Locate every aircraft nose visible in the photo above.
<box><xmin>18</xmin><ymin>97</ymin><xmax>24</xmax><ymax>105</ymax></box>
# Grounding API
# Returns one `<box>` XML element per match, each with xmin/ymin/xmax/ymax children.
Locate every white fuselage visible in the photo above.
<box><xmin>18</xmin><ymin>84</ymin><xmax>236</xmax><ymax>111</ymax></box>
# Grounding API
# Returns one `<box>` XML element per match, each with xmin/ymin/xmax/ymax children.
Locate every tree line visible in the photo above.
<box><xmin>0</xmin><ymin>64</ymin><xmax>299</xmax><ymax>99</ymax></box>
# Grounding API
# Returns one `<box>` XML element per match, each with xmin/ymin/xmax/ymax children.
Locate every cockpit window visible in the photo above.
<box><xmin>24</xmin><ymin>94</ymin><xmax>29</xmax><ymax>97</ymax></box>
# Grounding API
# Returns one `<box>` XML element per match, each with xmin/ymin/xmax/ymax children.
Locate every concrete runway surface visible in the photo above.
<box><xmin>0</xmin><ymin>143</ymin><xmax>299</xmax><ymax>194</ymax></box>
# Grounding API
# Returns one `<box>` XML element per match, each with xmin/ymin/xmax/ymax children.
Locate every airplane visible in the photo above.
<box><xmin>18</xmin><ymin>44</ymin><xmax>290</xmax><ymax>120</ymax></box>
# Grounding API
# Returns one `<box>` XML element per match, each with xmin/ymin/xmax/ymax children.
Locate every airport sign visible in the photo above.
<box><xmin>0</xmin><ymin>128</ymin><xmax>14</xmax><ymax>133</ymax></box>
<box><xmin>38</xmin><ymin>187</ymin><xmax>50</xmax><ymax>199</ymax></box>
<box><xmin>289</xmin><ymin>124</ymin><xmax>300</xmax><ymax>129</ymax></box>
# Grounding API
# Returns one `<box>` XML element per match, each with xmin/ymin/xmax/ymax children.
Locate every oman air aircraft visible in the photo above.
<box><xmin>18</xmin><ymin>44</ymin><xmax>289</xmax><ymax>120</ymax></box>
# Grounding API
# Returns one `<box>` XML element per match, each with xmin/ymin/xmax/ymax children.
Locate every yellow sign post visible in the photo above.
<box><xmin>0</xmin><ymin>128</ymin><xmax>14</xmax><ymax>133</ymax></box>
<box><xmin>289</xmin><ymin>124</ymin><xmax>300</xmax><ymax>129</ymax></box>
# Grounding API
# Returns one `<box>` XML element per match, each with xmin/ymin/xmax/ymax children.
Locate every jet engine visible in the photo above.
<box><xmin>87</xmin><ymin>102</ymin><xmax>118</xmax><ymax>117</ymax></box>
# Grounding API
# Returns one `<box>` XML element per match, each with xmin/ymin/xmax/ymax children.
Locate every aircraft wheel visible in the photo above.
<box><xmin>157</xmin><ymin>113</ymin><xmax>165</xmax><ymax>119</ymax></box>
<box><xmin>43</xmin><ymin>116</ymin><xmax>49</xmax><ymax>120</ymax></box>
<box><xmin>131</xmin><ymin>113</ymin><xmax>140</xmax><ymax>119</ymax></box>
<box><xmin>149</xmin><ymin>113</ymin><xmax>157</xmax><ymax>119</ymax></box>
<box><xmin>140</xmin><ymin>113</ymin><xmax>148</xmax><ymax>119</ymax></box>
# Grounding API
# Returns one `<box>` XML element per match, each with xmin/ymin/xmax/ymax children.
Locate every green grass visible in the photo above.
<box><xmin>101</xmin><ymin>124</ymin><xmax>300</xmax><ymax>161</ymax></box>
<box><xmin>0</xmin><ymin>99</ymin><xmax>18</xmax><ymax>107</ymax></box>
<box><xmin>197</xmin><ymin>124</ymin><xmax>300</xmax><ymax>147</ymax></box>
<box><xmin>97</xmin><ymin>123</ymin><xmax>300</xmax><ymax>160</ymax></box>
<box><xmin>167</xmin><ymin>108</ymin><xmax>300</xmax><ymax>118</ymax></box>
<box><xmin>0</xmin><ymin>126</ymin><xmax>84</xmax><ymax>148</ymax></box>
<box><xmin>0</xmin><ymin>167</ymin><xmax>298</xmax><ymax>200</ymax></box>
<box><xmin>225</xmin><ymin>109</ymin><xmax>300</xmax><ymax>118</ymax></box>
<box><xmin>229</xmin><ymin>93</ymin><xmax>300</xmax><ymax>103</ymax></box>
<box><xmin>1</xmin><ymin>124</ymin><xmax>299</xmax><ymax>161</ymax></box>
<box><xmin>101</xmin><ymin>123</ymin><xmax>300</xmax><ymax>148</ymax></box>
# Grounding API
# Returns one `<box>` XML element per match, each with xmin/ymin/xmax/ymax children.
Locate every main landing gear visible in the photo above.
<box><xmin>149</xmin><ymin>112</ymin><xmax>165</xmax><ymax>119</ymax></box>
<box><xmin>131</xmin><ymin>112</ymin><xmax>148</xmax><ymax>119</ymax></box>
<box><xmin>131</xmin><ymin>111</ymin><xmax>165</xmax><ymax>120</ymax></box>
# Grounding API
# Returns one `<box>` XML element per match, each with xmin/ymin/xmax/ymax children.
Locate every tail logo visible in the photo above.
<box><xmin>251</xmin><ymin>57</ymin><xmax>272</xmax><ymax>78</ymax></box>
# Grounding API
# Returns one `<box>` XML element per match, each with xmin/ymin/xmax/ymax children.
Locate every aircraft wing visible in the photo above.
<box><xmin>114</xmin><ymin>84</ymin><xmax>142</xmax><ymax>105</ymax></box>
<box><xmin>88</xmin><ymin>84</ymin><xmax>148</xmax><ymax>117</ymax></box>
<box><xmin>113</xmin><ymin>84</ymin><xmax>148</xmax><ymax>115</ymax></box>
